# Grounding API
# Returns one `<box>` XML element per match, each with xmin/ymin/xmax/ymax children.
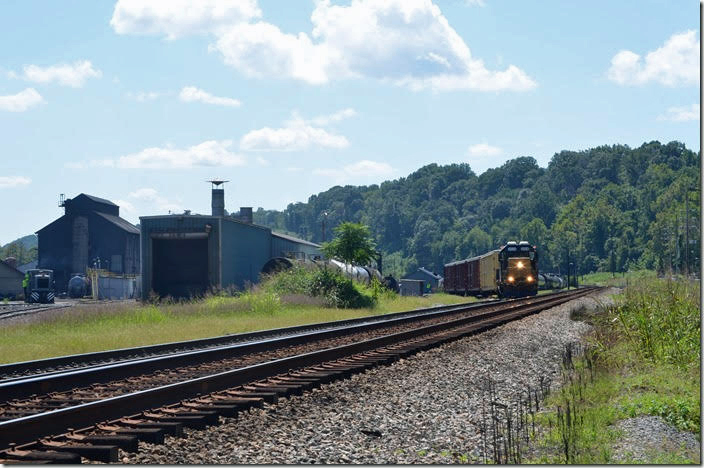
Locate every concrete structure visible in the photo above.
<box><xmin>404</xmin><ymin>267</ymin><xmax>443</xmax><ymax>293</ymax></box>
<box><xmin>36</xmin><ymin>193</ymin><xmax>140</xmax><ymax>294</ymax></box>
<box><xmin>140</xmin><ymin>184</ymin><xmax>321</xmax><ymax>299</ymax></box>
<box><xmin>0</xmin><ymin>259</ymin><xmax>24</xmax><ymax>299</ymax></box>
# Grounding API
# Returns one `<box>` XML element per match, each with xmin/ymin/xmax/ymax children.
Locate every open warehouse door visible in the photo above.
<box><xmin>152</xmin><ymin>237</ymin><xmax>209</xmax><ymax>298</ymax></box>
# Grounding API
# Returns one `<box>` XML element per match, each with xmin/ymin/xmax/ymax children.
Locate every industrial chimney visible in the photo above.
<box><xmin>207</xmin><ymin>179</ymin><xmax>228</xmax><ymax>217</ymax></box>
<box><xmin>240</xmin><ymin>207</ymin><xmax>253</xmax><ymax>224</ymax></box>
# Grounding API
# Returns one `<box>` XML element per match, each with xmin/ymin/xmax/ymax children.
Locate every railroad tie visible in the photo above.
<box><xmin>118</xmin><ymin>419</ymin><xmax>183</xmax><ymax>437</ymax></box>
<box><xmin>39</xmin><ymin>441</ymin><xmax>119</xmax><ymax>464</ymax></box>
<box><xmin>66</xmin><ymin>433</ymin><xmax>139</xmax><ymax>453</ymax></box>
<box><xmin>3</xmin><ymin>449</ymin><xmax>82</xmax><ymax>464</ymax></box>
<box><xmin>98</xmin><ymin>423</ymin><xmax>167</xmax><ymax>444</ymax></box>
<box><xmin>225</xmin><ymin>390</ymin><xmax>279</xmax><ymax>404</ymax></box>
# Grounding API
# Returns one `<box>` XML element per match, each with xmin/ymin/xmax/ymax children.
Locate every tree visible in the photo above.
<box><xmin>321</xmin><ymin>222</ymin><xmax>377</xmax><ymax>265</ymax></box>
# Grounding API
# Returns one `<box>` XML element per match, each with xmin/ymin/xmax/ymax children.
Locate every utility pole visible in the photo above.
<box><xmin>322</xmin><ymin>211</ymin><xmax>328</xmax><ymax>243</ymax></box>
<box><xmin>566</xmin><ymin>248</ymin><xmax>570</xmax><ymax>290</ymax></box>
<box><xmin>685</xmin><ymin>187</ymin><xmax>689</xmax><ymax>277</ymax></box>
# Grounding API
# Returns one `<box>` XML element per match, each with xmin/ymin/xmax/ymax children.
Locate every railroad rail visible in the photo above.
<box><xmin>0</xmin><ymin>296</ymin><xmax>505</xmax><ymax>381</ymax></box>
<box><xmin>0</xmin><ymin>303</ymin><xmax>71</xmax><ymax>321</ymax></box>
<box><xmin>0</xmin><ymin>287</ymin><xmax>598</xmax><ymax>463</ymax></box>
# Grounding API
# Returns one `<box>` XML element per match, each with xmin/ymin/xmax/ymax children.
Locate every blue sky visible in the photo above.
<box><xmin>0</xmin><ymin>0</ymin><xmax>699</xmax><ymax>245</ymax></box>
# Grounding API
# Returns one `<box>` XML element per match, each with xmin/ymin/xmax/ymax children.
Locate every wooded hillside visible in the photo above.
<box><xmin>254</xmin><ymin>141</ymin><xmax>700</xmax><ymax>279</ymax></box>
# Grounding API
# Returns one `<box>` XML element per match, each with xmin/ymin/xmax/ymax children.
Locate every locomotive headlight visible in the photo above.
<box><xmin>527</xmin><ymin>276</ymin><xmax>533</xmax><ymax>282</ymax></box>
<box><xmin>507</xmin><ymin>276</ymin><xmax>514</xmax><ymax>282</ymax></box>
<box><xmin>517</xmin><ymin>261</ymin><xmax>524</xmax><ymax>269</ymax></box>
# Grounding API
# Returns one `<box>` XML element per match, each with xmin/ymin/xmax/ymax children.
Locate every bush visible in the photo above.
<box><xmin>310</xmin><ymin>268</ymin><xmax>377</xmax><ymax>309</ymax></box>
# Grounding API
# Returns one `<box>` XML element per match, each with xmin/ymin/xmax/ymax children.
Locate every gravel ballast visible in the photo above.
<box><xmin>121</xmin><ymin>292</ymin><xmax>611</xmax><ymax>464</ymax></box>
<box><xmin>611</xmin><ymin>416</ymin><xmax>700</xmax><ymax>463</ymax></box>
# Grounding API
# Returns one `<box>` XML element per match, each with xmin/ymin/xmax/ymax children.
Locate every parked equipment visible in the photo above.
<box><xmin>24</xmin><ymin>269</ymin><xmax>55</xmax><ymax>303</ymax></box>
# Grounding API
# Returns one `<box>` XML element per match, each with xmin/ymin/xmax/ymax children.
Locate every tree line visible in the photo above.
<box><xmin>255</xmin><ymin>140</ymin><xmax>700</xmax><ymax>279</ymax></box>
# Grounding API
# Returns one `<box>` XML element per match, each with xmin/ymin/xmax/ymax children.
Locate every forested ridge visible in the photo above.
<box><xmin>254</xmin><ymin>141</ymin><xmax>700</xmax><ymax>279</ymax></box>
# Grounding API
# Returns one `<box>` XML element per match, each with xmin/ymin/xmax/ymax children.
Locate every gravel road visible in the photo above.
<box><xmin>121</xmin><ymin>291</ymin><xmax>611</xmax><ymax>464</ymax></box>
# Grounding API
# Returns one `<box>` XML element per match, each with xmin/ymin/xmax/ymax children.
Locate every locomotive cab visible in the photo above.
<box><xmin>498</xmin><ymin>241</ymin><xmax>538</xmax><ymax>298</ymax></box>
<box><xmin>25</xmin><ymin>269</ymin><xmax>55</xmax><ymax>304</ymax></box>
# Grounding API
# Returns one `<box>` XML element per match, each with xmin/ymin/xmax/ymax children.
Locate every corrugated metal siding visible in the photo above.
<box><xmin>220</xmin><ymin>219</ymin><xmax>271</xmax><ymax>290</ymax></box>
<box><xmin>270</xmin><ymin>235</ymin><xmax>320</xmax><ymax>259</ymax></box>
<box><xmin>479</xmin><ymin>250</ymin><xmax>500</xmax><ymax>292</ymax></box>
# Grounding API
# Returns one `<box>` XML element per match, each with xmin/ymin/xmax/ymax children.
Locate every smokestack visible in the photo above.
<box><xmin>240</xmin><ymin>207</ymin><xmax>253</xmax><ymax>224</ymax></box>
<box><xmin>207</xmin><ymin>179</ymin><xmax>228</xmax><ymax>217</ymax></box>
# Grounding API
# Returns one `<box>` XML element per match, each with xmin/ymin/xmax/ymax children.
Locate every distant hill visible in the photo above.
<box><xmin>1</xmin><ymin>235</ymin><xmax>37</xmax><ymax>251</ymax></box>
<box><xmin>1</xmin><ymin>234</ymin><xmax>38</xmax><ymax>265</ymax></box>
<box><xmin>253</xmin><ymin>140</ymin><xmax>700</xmax><ymax>278</ymax></box>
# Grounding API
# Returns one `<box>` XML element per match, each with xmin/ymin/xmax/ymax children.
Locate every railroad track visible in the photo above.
<box><xmin>0</xmin><ymin>288</ymin><xmax>597</xmax><ymax>464</ymax></box>
<box><xmin>0</xmin><ymin>303</ymin><xmax>71</xmax><ymax>321</ymax></box>
<box><xmin>0</xmin><ymin>296</ymin><xmax>506</xmax><ymax>381</ymax></box>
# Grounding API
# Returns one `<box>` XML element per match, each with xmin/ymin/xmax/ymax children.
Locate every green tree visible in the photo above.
<box><xmin>321</xmin><ymin>222</ymin><xmax>377</xmax><ymax>265</ymax></box>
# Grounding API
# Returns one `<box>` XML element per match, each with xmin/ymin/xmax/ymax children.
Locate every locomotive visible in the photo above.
<box><xmin>443</xmin><ymin>241</ymin><xmax>539</xmax><ymax>298</ymax></box>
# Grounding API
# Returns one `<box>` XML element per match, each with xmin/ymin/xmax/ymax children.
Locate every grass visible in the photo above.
<box><xmin>579</xmin><ymin>269</ymin><xmax>656</xmax><ymax>287</ymax></box>
<box><xmin>0</xmin><ymin>291</ymin><xmax>473</xmax><ymax>364</ymax></box>
<box><xmin>532</xmin><ymin>278</ymin><xmax>700</xmax><ymax>464</ymax></box>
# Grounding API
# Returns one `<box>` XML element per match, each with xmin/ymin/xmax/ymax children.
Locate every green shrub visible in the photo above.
<box><xmin>310</xmin><ymin>268</ymin><xmax>377</xmax><ymax>309</ymax></box>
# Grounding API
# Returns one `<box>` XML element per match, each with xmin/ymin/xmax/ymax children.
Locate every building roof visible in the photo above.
<box><xmin>76</xmin><ymin>193</ymin><xmax>117</xmax><ymax>206</ymax></box>
<box><xmin>0</xmin><ymin>259</ymin><xmax>24</xmax><ymax>278</ymax></box>
<box><xmin>17</xmin><ymin>260</ymin><xmax>38</xmax><ymax>273</ymax></box>
<box><xmin>272</xmin><ymin>231</ymin><xmax>320</xmax><ymax>248</ymax></box>
<box><xmin>417</xmin><ymin>267</ymin><xmax>443</xmax><ymax>280</ymax></box>
<box><xmin>95</xmin><ymin>212</ymin><xmax>140</xmax><ymax>234</ymax></box>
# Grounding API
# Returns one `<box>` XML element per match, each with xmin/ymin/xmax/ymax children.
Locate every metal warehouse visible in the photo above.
<box><xmin>140</xmin><ymin>182</ymin><xmax>321</xmax><ymax>299</ymax></box>
<box><xmin>36</xmin><ymin>194</ymin><xmax>140</xmax><ymax>294</ymax></box>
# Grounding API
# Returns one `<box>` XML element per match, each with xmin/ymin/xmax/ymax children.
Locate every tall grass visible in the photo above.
<box><xmin>535</xmin><ymin>278</ymin><xmax>701</xmax><ymax>464</ymax></box>
<box><xmin>612</xmin><ymin>278</ymin><xmax>700</xmax><ymax>369</ymax></box>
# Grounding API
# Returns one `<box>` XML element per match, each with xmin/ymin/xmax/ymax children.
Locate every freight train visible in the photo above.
<box><xmin>443</xmin><ymin>241</ymin><xmax>538</xmax><ymax>298</ymax></box>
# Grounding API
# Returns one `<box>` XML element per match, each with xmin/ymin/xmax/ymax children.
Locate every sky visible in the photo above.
<box><xmin>0</xmin><ymin>0</ymin><xmax>699</xmax><ymax>245</ymax></box>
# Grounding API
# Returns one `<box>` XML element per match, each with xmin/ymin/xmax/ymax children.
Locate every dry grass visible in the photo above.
<box><xmin>0</xmin><ymin>292</ymin><xmax>474</xmax><ymax>364</ymax></box>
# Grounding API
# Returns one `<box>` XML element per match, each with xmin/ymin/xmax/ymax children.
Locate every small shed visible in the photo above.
<box><xmin>399</xmin><ymin>279</ymin><xmax>424</xmax><ymax>297</ymax></box>
<box><xmin>404</xmin><ymin>267</ymin><xmax>443</xmax><ymax>293</ymax></box>
<box><xmin>0</xmin><ymin>259</ymin><xmax>24</xmax><ymax>299</ymax></box>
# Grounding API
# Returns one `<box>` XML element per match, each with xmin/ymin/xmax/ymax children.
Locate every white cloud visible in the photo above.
<box><xmin>608</xmin><ymin>30</ymin><xmax>699</xmax><ymax>86</ymax></box>
<box><xmin>110</xmin><ymin>0</ymin><xmax>261</xmax><ymax>39</ymax></box>
<box><xmin>465</xmin><ymin>0</ymin><xmax>486</xmax><ymax>6</ymax></box>
<box><xmin>468</xmin><ymin>142</ymin><xmax>502</xmax><ymax>156</ymax></box>
<box><xmin>240</xmin><ymin>113</ymin><xmax>350</xmax><ymax>151</ymax></box>
<box><xmin>0</xmin><ymin>176</ymin><xmax>31</xmax><ymax>188</ymax></box>
<box><xmin>0</xmin><ymin>88</ymin><xmax>44</xmax><ymax>112</ymax></box>
<box><xmin>657</xmin><ymin>104</ymin><xmax>699</xmax><ymax>122</ymax></box>
<box><xmin>21</xmin><ymin>60</ymin><xmax>102</xmax><ymax>87</ymax></box>
<box><xmin>126</xmin><ymin>91</ymin><xmax>164</xmax><ymax>102</ymax></box>
<box><xmin>213</xmin><ymin>0</ymin><xmax>536</xmax><ymax>91</ymax></box>
<box><xmin>313</xmin><ymin>159</ymin><xmax>393</xmax><ymax>183</ymax></box>
<box><xmin>310</xmin><ymin>108</ymin><xmax>357</xmax><ymax>126</ymax></box>
<box><xmin>96</xmin><ymin>140</ymin><xmax>246</xmax><ymax>169</ymax></box>
<box><xmin>113</xmin><ymin>199</ymin><xmax>135</xmax><ymax>213</ymax></box>
<box><xmin>114</xmin><ymin>0</ymin><xmax>534</xmax><ymax>92</ymax></box>
<box><xmin>128</xmin><ymin>188</ymin><xmax>182</xmax><ymax>213</ymax></box>
<box><xmin>255</xmin><ymin>156</ymin><xmax>270</xmax><ymax>166</ymax></box>
<box><xmin>179</xmin><ymin>86</ymin><xmax>241</xmax><ymax>107</ymax></box>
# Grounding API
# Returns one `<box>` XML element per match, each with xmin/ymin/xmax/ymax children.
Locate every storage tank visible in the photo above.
<box><xmin>68</xmin><ymin>275</ymin><xmax>90</xmax><ymax>298</ymax></box>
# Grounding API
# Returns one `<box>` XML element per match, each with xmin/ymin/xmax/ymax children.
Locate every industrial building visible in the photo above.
<box><xmin>0</xmin><ymin>259</ymin><xmax>24</xmax><ymax>299</ymax></box>
<box><xmin>403</xmin><ymin>267</ymin><xmax>443</xmax><ymax>293</ymax></box>
<box><xmin>140</xmin><ymin>181</ymin><xmax>321</xmax><ymax>299</ymax></box>
<box><xmin>36</xmin><ymin>194</ymin><xmax>140</xmax><ymax>294</ymax></box>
